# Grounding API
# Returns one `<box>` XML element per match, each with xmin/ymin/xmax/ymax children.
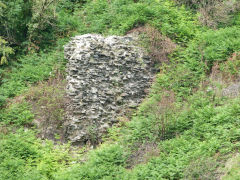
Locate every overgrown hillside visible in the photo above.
<box><xmin>1</xmin><ymin>0</ymin><xmax>240</xmax><ymax>179</ymax></box>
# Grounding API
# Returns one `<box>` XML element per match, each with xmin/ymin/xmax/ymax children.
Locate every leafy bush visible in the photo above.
<box><xmin>79</xmin><ymin>0</ymin><xmax>198</xmax><ymax>43</ymax></box>
<box><xmin>133</xmin><ymin>25</ymin><xmax>176</xmax><ymax>64</ymax></box>
<box><xmin>55</xmin><ymin>144</ymin><xmax>129</xmax><ymax>180</ymax></box>
<box><xmin>0</xmin><ymin>0</ymin><xmax>32</xmax><ymax>46</ymax></box>
<box><xmin>0</xmin><ymin>37</ymin><xmax>14</xmax><ymax>65</ymax></box>
<box><xmin>182</xmin><ymin>26</ymin><xmax>240</xmax><ymax>72</ymax></box>
<box><xmin>0</xmin><ymin>0</ymin><xmax>83</xmax><ymax>54</ymax></box>
<box><xmin>0</xmin><ymin>101</ymin><xmax>34</xmax><ymax>127</ymax></box>
<box><xmin>27</xmin><ymin>0</ymin><xmax>59</xmax><ymax>51</ymax></box>
<box><xmin>124</xmin><ymin>96</ymin><xmax>240</xmax><ymax>179</ymax></box>
<box><xmin>0</xmin><ymin>129</ymin><xmax>72</xmax><ymax>180</ymax></box>
<box><xmin>25</xmin><ymin>74</ymin><xmax>67</xmax><ymax>141</ymax></box>
<box><xmin>0</xmin><ymin>39</ymin><xmax>67</xmax><ymax>107</ymax></box>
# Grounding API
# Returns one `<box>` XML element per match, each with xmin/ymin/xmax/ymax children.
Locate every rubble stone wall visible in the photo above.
<box><xmin>64</xmin><ymin>34</ymin><xmax>154</xmax><ymax>145</ymax></box>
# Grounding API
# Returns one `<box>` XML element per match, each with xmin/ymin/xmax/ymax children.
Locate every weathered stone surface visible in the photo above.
<box><xmin>64</xmin><ymin>34</ymin><xmax>155</xmax><ymax>145</ymax></box>
<box><xmin>222</xmin><ymin>82</ymin><xmax>240</xmax><ymax>97</ymax></box>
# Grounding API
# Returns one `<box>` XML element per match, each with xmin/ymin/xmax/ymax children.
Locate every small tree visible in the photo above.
<box><xmin>27</xmin><ymin>0</ymin><xmax>59</xmax><ymax>51</ymax></box>
<box><xmin>0</xmin><ymin>0</ymin><xmax>32</xmax><ymax>46</ymax></box>
<box><xmin>0</xmin><ymin>37</ymin><xmax>14</xmax><ymax>65</ymax></box>
<box><xmin>0</xmin><ymin>2</ymin><xmax>14</xmax><ymax>65</ymax></box>
<box><xmin>0</xmin><ymin>0</ymin><xmax>59</xmax><ymax>52</ymax></box>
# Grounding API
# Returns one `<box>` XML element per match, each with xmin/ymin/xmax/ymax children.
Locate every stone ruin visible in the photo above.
<box><xmin>64</xmin><ymin>34</ymin><xmax>155</xmax><ymax>145</ymax></box>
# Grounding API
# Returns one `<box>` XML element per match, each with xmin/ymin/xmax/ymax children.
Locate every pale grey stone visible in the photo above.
<box><xmin>64</xmin><ymin>34</ymin><xmax>155</xmax><ymax>145</ymax></box>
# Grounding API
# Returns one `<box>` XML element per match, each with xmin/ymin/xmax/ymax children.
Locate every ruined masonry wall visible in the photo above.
<box><xmin>64</xmin><ymin>34</ymin><xmax>154</xmax><ymax>144</ymax></box>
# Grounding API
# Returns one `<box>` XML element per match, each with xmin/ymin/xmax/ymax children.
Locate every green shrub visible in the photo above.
<box><xmin>0</xmin><ymin>130</ymin><xmax>39</xmax><ymax>160</ymax></box>
<box><xmin>0</xmin><ymin>39</ymin><xmax>67</xmax><ymax>107</ymax></box>
<box><xmin>150</xmin><ymin>26</ymin><xmax>240</xmax><ymax>101</ymax></box>
<box><xmin>0</xmin><ymin>129</ymin><xmax>72</xmax><ymax>180</ymax></box>
<box><xmin>25</xmin><ymin>75</ymin><xmax>66</xmax><ymax>140</ymax></box>
<box><xmin>0</xmin><ymin>0</ymin><xmax>32</xmax><ymax>46</ymax></box>
<box><xmin>78</xmin><ymin>0</ymin><xmax>198</xmax><ymax>43</ymax></box>
<box><xmin>0</xmin><ymin>101</ymin><xmax>34</xmax><ymax>127</ymax></box>
<box><xmin>126</xmin><ymin>97</ymin><xmax>240</xmax><ymax>179</ymax></box>
<box><xmin>182</xmin><ymin>26</ymin><xmax>240</xmax><ymax>72</ymax></box>
<box><xmin>0</xmin><ymin>37</ymin><xmax>14</xmax><ymax>65</ymax></box>
<box><xmin>55</xmin><ymin>144</ymin><xmax>128</xmax><ymax>180</ymax></box>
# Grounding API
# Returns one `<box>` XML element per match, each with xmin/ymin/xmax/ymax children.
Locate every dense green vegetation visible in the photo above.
<box><xmin>1</xmin><ymin>0</ymin><xmax>240</xmax><ymax>179</ymax></box>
